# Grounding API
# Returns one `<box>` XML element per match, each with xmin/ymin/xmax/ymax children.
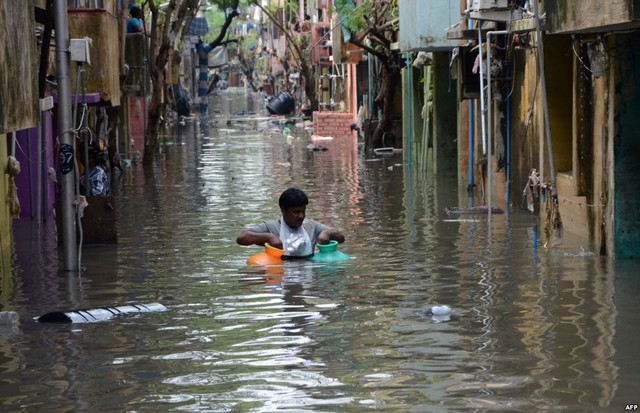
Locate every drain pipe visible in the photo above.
<box><xmin>477</xmin><ymin>28</ymin><xmax>487</xmax><ymax>158</ymax></box>
<box><xmin>54</xmin><ymin>0</ymin><xmax>78</xmax><ymax>271</ymax></box>
<box><xmin>506</xmin><ymin>57</ymin><xmax>512</xmax><ymax>210</ymax></box>
<box><xmin>467</xmin><ymin>19</ymin><xmax>475</xmax><ymax>196</ymax></box>
<box><xmin>406</xmin><ymin>52</ymin><xmax>413</xmax><ymax>166</ymax></box>
<box><xmin>368</xmin><ymin>52</ymin><xmax>373</xmax><ymax>119</ymax></box>
<box><xmin>477</xmin><ymin>26</ymin><xmax>489</xmax><ymax>228</ymax></box>
<box><xmin>468</xmin><ymin>100</ymin><xmax>474</xmax><ymax>191</ymax></box>
<box><xmin>486</xmin><ymin>30</ymin><xmax>507</xmax><ymax>221</ymax></box>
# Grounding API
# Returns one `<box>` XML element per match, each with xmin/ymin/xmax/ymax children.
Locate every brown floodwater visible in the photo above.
<box><xmin>4</xmin><ymin>88</ymin><xmax>640</xmax><ymax>412</ymax></box>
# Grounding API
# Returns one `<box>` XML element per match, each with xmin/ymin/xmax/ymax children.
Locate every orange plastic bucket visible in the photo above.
<box><xmin>247</xmin><ymin>243</ymin><xmax>284</xmax><ymax>265</ymax></box>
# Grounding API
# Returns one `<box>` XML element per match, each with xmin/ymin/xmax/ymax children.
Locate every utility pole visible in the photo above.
<box><xmin>54</xmin><ymin>1</ymin><xmax>78</xmax><ymax>271</ymax></box>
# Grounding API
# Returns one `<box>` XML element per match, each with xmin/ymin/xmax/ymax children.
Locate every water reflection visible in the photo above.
<box><xmin>3</xmin><ymin>87</ymin><xmax>639</xmax><ymax>412</ymax></box>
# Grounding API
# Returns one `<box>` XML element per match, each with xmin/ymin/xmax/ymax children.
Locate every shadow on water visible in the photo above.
<box><xmin>4</xmin><ymin>87</ymin><xmax>640</xmax><ymax>412</ymax></box>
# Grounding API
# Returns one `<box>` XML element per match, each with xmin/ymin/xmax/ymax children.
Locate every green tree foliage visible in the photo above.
<box><xmin>334</xmin><ymin>0</ymin><xmax>400</xmax><ymax>150</ymax></box>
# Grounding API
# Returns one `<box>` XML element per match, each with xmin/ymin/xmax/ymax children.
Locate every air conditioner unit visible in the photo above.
<box><xmin>467</xmin><ymin>0</ymin><xmax>521</xmax><ymax>22</ymax></box>
<box><xmin>470</xmin><ymin>0</ymin><xmax>508</xmax><ymax>10</ymax></box>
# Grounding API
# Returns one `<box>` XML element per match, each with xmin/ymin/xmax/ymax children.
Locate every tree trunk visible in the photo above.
<box><xmin>252</xmin><ymin>1</ymin><xmax>317</xmax><ymax>111</ymax></box>
<box><xmin>143</xmin><ymin>43</ymin><xmax>171</xmax><ymax>165</ymax></box>
<box><xmin>301</xmin><ymin>63</ymin><xmax>318</xmax><ymax>111</ymax></box>
<box><xmin>368</xmin><ymin>61</ymin><xmax>401</xmax><ymax>151</ymax></box>
<box><xmin>238</xmin><ymin>49</ymin><xmax>259</xmax><ymax>92</ymax></box>
<box><xmin>143</xmin><ymin>0</ymin><xmax>238</xmax><ymax>166</ymax></box>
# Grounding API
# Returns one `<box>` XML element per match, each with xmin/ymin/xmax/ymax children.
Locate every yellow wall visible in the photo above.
<box><xmin>545</xmin><ymin>35</ymin><xmax>573</xmax><ymax>174</ymax></box>
<box><xmin>0</xmin><ymin>135</ymin><xmax>13</xmax><ymax>278</ymax></box>
<box><xmin>68</xmin><ymin>9</ymin><xmax>121</xmax><ymax>106</ymax></box>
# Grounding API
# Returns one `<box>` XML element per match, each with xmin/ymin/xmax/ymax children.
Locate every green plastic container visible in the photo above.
<box><xmin>310</xmin><ymin>240</ymin><xmax>349</xmax><ymax>263</ymax></box>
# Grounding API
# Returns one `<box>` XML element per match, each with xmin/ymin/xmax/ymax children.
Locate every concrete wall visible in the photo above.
<box><xmin>432</xmin><ymin>52</ymin><xmax>458</xmax><ymax>176</ymax></box>
<box><xmin>68</xmin><ymin>9</ymin><xmax>121</xmax><ymax>106</ymax></box>
<box><xmin>503</xmin><ymin>30</ymin><xmax>640</xmax><ymax>258</ymax></box>
<box><xmin>450</xmin><ymin>6</ymin><xmax>640</xmax><ymax>258</ymax></box>
<box><xmin>126</xmin><ymin>96</ymin><xmax>147</xmax><ymax>160</ymax></box>
<box><xmin>0</xmin><ymin>0</ymin><xmax>38</xmax><ymax>134</ymax></box>
<box><xmin>545</xmin><ymin>35</ymin><xmax>574</xmax><ymax>175</ymax></box>
<box><xmin>504</xmin><ymin>44</ymin><xmax>542</xmax><ymax>211</ymax></box>
<box><xmin>546</xmin><ymin>0</ymin><xmax>640</xmax><ymax>34</ymax></box>
<box><xmin>457</xmin><ymin>98</ymin><xmax>470</xmax><ymax>191</ymax></box>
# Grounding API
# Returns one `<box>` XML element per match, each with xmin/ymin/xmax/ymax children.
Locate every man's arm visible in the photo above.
<box><xmin>236</xmin><ymin>231</ymin><xmax>282</xmax><ymax>249</ymax></box>
<box><xmin>316</xmin><ymin>228</ymin><xmax>345</xmax><ymax>245</ymax></box>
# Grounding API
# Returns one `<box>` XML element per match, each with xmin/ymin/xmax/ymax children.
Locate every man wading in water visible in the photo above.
<box><xmin>236</xmin><ymin>188</ymin><xmax>345</xmax><ymax>259</ymax></box>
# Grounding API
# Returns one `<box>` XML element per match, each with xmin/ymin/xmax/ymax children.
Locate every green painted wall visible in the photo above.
<box><xmin>614</xmin><ymin>32</ymin><xmax>640</xmax><ymax>259</ymax></box>
<box><xmin>402</xmin><ymin>61</ymin><xmax>429</xmax><ymax>171</ymax></box>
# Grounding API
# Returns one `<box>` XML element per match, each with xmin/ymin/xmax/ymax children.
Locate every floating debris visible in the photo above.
<box><xmin>0</xmin><ymin>311</ymin><xmax>19</xmax><ymax>325</ymax></box>
<box><xmin>373</xmin><ymin>147</ymin><xmax>402</xmax><ymax>155</ymax></box>
<box><xmin>306</xmin><ymin>144</ymin><xmax>328</xmax><ymax>152</ymax></box>
<box><xmin>418</xmin><ymin>305</ymin><xmax>452</xmax><ymax>322</ymax></box>
<box><xmin>37</xmin><ymin>303</ymin><xmax>167</xmax><ymax>324</ymax></box>
<box><xmin>444</xmin><ymin>206</ymin><xmax>504</xmax><ymax>215</ymax></box>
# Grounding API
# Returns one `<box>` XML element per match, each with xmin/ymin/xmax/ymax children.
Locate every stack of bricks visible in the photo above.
<box><xmin>312</xmin><ymin>111</ymin><xmax>356</xmax><ymax>139</ymax></box>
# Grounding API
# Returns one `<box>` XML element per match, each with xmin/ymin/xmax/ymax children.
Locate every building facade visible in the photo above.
<box><xmin>398</xmin><ymin>0</ymin><xmax>640</xmax><ymax>258</ymax></box>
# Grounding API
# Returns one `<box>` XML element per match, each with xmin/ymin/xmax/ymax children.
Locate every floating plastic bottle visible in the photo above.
<box><xmin>428</xmin><ymin>305</ymin><xmax>452</xmax><ymax>315</ymax></box>
<box><xmin>310</xmin><ymin>240</ymin><xmax>349</xmax><ymax>263</ymax></box>
<box><xmin>247</xmin><ymin>243</ymin><xmax>284</xmax><ymax>265</ymax></box>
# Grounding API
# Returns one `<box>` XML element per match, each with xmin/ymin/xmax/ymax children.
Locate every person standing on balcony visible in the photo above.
<box><xmin>126</xmin><ymin>6</ymin><xmax>145</xmax><ymax>34</ymax></box>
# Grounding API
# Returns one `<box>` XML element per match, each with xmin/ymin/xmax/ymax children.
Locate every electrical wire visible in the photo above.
<box><xmin>71</xmin><ymin>63</ymin><xmax>87</xmax><ymax>273</ymax></box>
<box><xmin>572</xmin><ymin>41</ymin><xmax>595</xmax><ymax>74</ymax></box>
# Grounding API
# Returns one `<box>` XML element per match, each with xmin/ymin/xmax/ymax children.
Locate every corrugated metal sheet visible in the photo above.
<box><xmin>399</xmin><ymin>0</ymin><xmax>460</xmax><ymax>52</ymax></box>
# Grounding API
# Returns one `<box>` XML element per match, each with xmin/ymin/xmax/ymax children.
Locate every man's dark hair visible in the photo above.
<box><xmin>279</xmin><ymin>188</ymin><xmax>308</xmax><ymax>209</ymax></box>
<box><xmin>130</xmin><ymin>6</ymin><xmax>142</xmax><ymax>18</ymax></box>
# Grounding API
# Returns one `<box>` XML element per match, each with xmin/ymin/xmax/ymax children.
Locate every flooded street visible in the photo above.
<box><xmin>5</xmin><ymin>88</ymin><xmax>640</xmax><ymax>412</ymax></box>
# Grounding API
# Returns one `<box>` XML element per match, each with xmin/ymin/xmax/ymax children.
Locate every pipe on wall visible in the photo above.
<box><xmin>506</xmin><ymin>58</ymin><xmax>511</xmax><ymax>209</ymax></box>
<box><xmin>486</xmin><ymin>30</ymin><xmax>507</xmax><ymax>221</ymax></box>
<box><xmin>54</xmin><ymin>0</ymin><xmax>78</xmax><ymax>271</ymax></box>
<box><xmin>406</xmin><ymin>52</ymin><xmax>413</xmax><ymax>166</ymax></box>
